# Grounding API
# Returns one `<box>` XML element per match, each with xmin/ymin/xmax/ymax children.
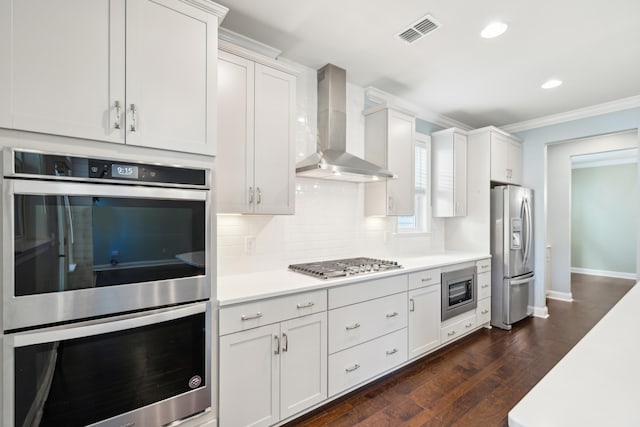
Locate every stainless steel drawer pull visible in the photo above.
<box><xmin>345</xmin><ymin>363</ymin><xmax>360</xmax><ymax>373</ymax></box>
<box><xmin>386</xmin><ymin>348</ymin><xmax>398</xmax><ymax>356</ymax></box>
<box><xmin>482</xmin><ymin>284</ymin><xmax>489</xmax><ymax>289</ymax></box>
<box><xmin>345</xmin><ymin>323</ymin><xmax>361</xmax><ymax>331</ymax></box>
<box><xmin>386</xmin><ymin>312</ymin><xmax>399</xmax><ymax>318</ymax></box>
<box><xmin>481</xmin><ymin>309</ymin><xmax>489</xmax><ymax>315</ymax></box>
<box><xmin>296</xmin><ymin>302</ymin><xmax>315</xmax><ymax>309</ymax></box>
<box><xmin>421</xmin><ymin>277</ymin><xmax>433</xmax><ymax>282</ymax></box>
<box><xmin>465</xmin><ymin>322</ymin><xmax>473</xmax><ymax>328</ymax></box>
<box><xmin>241</xmin><ymin>312</ymin><xmax>263</xmax><ymax>321</ymax></box>
<box><xmin>448</xmin><ymin>331</ymin><xmax>456</xmax><ymax>336</ymax></box>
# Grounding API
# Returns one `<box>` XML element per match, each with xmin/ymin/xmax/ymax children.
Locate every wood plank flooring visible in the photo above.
<box><xmin>285</xmin><ymin>273</ymin><xmax>635</xmax><ymax>427</ymax></box>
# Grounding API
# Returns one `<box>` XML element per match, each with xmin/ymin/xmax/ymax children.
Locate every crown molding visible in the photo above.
<box><xmin>181</xmin><ymin>0</ymin><xmax>228</xmax><ymax>21</ymax></box>
<box><xmin>502</xmin><ymin>95</ymin><xmax>640</xmax><ymax>134</ymax></box>
<box><xmin>218</xmin><ymin>27</ymin><xmax>282</xmax><ymax>60</ymax></box>
<box><xmin>218</xmin><ymin>39</ymin><xmax>301</xmax><ymax>76</ymax></box>
<box><xmin>364</xmin><ymin>87</ymin><xmax>473</xmax><ymax>131</ymax></box>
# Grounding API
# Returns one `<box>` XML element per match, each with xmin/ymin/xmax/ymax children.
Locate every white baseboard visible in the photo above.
<box><xmin>529</xmin><ymin>305</ymin><xmax>549</xmax><ymax>318</ymax></box>
<box><xmin>546</xmin><ymin>290</ymin><xmax>574</xmax><ymax>302</ymax></box>
<box><xmin>571</xmin><ymin>267</ymin><xmax>638</xmax><ymax>280</ymax></box>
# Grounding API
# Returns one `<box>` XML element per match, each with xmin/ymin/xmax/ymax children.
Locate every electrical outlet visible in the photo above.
<box><xmin>244</xmin><ymin>236</ymin><xmax>256</xmax><ymax>254</ymax></box>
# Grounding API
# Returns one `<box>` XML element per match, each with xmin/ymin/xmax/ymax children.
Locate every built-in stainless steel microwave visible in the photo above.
<box><xmin>441</xmin><ymin>266</ymin><xmax>477</xmax><ymax>321</ymax></box>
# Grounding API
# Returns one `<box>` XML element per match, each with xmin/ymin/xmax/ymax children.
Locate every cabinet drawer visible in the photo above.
<box><xmin>476</xmin><ymin>258</ymin><xmax>491</xmax><ymax>273</ymax></box>
<box><xmin>328</xmin><ymin>329</ymin><xmax>407</xmax><ymax>397</ymax></box>
<box><xmin>478</xmin><ymin>272</ymin><xmax>491</xmax><ymax>300</ymax></box>
<box><xmin>328</xmin><ymin>275</ymin><xmax>408</xmax><ymax>309</ymax></box>
<box><xmin>219</xmin><ymin>290</ymin><xmax>327</xmax><ymax>335</ymax></box>
<box><xmin>441</xmin><ymin>313</ymin><xmax>476</xmax><ymax>345</ymax></box>
<box><xmin>328</xmin><ymin>293</ymin><xmax>407</xmax><ymax>354</ymax></box>
<box><xmin>408</xmin><ymin>268</ymin><xmax>441</xmax><ymax>290</ymax></box>
<box><xmin>477</xmin><ymin>297</ymin><xmax>491</xmax><ymax>324</ymax></box>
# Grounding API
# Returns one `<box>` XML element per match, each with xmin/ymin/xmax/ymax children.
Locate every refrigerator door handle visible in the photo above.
<box><xmin>523</xmin><ymin>197</ymin><xmax>532</xmax><ymax>267</ymax></box>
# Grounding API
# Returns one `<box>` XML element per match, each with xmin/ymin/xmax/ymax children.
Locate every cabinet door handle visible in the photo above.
<box><xmin>481</xmin><ymin>309</ymin><xmax>489</xmax><ymax>315</ymax></box>
<box><xmin>386</xmin><ymin>348</ymin><xmax>398</xmax><ymax>356</ymax></box>
<box><xmin>282</xmin><ymin>333</ymin><xmax>288</xmax><ymax>352</ymax></box>
<box><xmin>248</xmin><ymin>187</ymin><xmax>254</xmax><ymax>204</ymax></box>
<box><xmin>388</xmin><ymin>196</ymin><xmax>394</xmax><ymax>211</ymax></box>
<box><xmin>241</xmin><ymin>312</ymin><xmax>262</xmax><ymax>321</ymax></box>
<box><xmin>481</xmin><ymin>284</ymin><xmax>489</xmax><ymax>289</ymax></box>
<box><xmin>130</xmin><ymin>103</ymin><xmax>138</xmax><ymax>132</ymax></box>
<box><xmin>296</xmin><ymin>301</ymin><xmax>315</xmax><ymax>309</ymax></box>
<box><xmin>345</xmin><ymin>323</ymin><xmax>361</xmax><ymax>331</ymax></box>
<box><xmin>386</xmin><ymin>312</ymin><xmax>399</xmax><ymax>318</ymax></box>
<box><xmin>274</xmin><ymin>335</ymin><xmax>280</xmax><ymax>355</ymax></box>
<box><xmin>345</xmin><ymin>363</ymin><xmax>360</xmax><ymax>373</ymax></box>
<box><xmin>421</xmin><ymin>277</ymin><xmax>433</xmax><ymax>282</ymax></box>
<box><xmin>114</xmin><ymin>100</ymin><xmax>122</xmax><ymax>129</ymax></box>
<box><xmin>409</xmin><ymin>298</ymin><xmax>415</xmax><ymax>312</ymax></box>
<box><xmin>256</xmin><ymin>187</ymin><xmax>262</xmax><ymax>205</ymax></box>
<box><xmin>448</xmin><ymin>330</ymin><xmax>456</xmax><ymax>336</ymax></box>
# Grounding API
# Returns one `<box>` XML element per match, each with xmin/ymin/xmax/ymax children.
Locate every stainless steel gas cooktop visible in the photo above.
<box><xmin>288</xmin><ymin>257</ymin><xmax>402</xmax><ymax>280</ymax></box>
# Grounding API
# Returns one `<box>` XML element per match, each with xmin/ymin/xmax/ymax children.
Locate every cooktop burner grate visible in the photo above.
<box><xmin>288</xmin><ymin>257</ymin><xmax>402</xmax><ymax>279</ymax></box>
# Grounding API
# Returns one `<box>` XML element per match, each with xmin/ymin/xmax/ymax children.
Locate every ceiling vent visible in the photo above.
<box><xmin>396</xmin><ymin>14</ymin><xmax>441</xmax><ymax>44</ymax></box>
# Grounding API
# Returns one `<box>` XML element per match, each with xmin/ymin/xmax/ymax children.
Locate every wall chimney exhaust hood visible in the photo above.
<box><xmin>295</xmin><ymin>64</ymin><xmax>396</xmax><ymax>183</ymax></box>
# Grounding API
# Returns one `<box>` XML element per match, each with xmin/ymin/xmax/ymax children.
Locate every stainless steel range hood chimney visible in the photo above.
<box><xmin>295</xmin><ymin>64</ymin><xmax>395</xmax><ymax>182</ymax></box>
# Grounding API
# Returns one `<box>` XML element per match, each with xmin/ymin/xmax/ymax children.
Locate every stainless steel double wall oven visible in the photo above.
<box><xmin>1</xmin><ymin>148</ymin><xmax>213</xmax><ymax>427</ymax></box>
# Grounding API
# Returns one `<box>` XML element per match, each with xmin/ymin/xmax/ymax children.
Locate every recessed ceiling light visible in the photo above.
<box><xmin>541</xmin><ymin>79</ymin><xmax>563</xmax><ymax>89</ymax></box>
<box><xmin>481</xmin><ymin>22</ymin><xmax>508</xmax><ymax>38</ymax></box>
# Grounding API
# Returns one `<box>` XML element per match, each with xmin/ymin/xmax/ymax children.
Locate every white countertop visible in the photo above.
<box><xmin>508</xmin><ymin>280</ymin><xmax>640</xmax><ymax>427</ymax></box>
<box><xmin>217</xmin><ymin>252</ymin><xmax>489</xmax><ymax>306</ymax></box>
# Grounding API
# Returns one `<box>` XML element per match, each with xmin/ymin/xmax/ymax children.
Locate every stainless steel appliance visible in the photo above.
<box><xmin>288</xmin><ymin>257</ymin><xmax>401</xmax><ymax>279</ymax></box>
<box><xmin>491</xmin><ymin>185</ymin><xmax>534</xmax><ymax>330</ymax></box>
<box><xmin>2</xmin><ymin>148</ymin><xmax>211</xmax><ymax>330</ymax></box>
<box><xmin>441</xmin><ymin>266</ymin><xmax>477</xmax><ymax>321</ymax></box>
<box><xmin>4</xmin><ymin>302</ymin><xmax>211</xmax><ymax>427</ymax></box>
<box><xmin>1</xmin><ymin>148</ymin><xmax>213</xmax><ymax>426</ymax></box>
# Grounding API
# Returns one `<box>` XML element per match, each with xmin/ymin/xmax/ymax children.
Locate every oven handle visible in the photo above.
<box><xmin>11</xmin><ymin>302</ymin><xmax>207</xmax><ymax>348</ymax></box>
<box><xmin>7</xmin><ymin>179</ymin><xmax>207</xmax><ymax>201</ymax></box>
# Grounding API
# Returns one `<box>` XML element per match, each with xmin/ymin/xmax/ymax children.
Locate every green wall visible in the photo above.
<box><xmin>571</xmin><ymin>163</ymin><xmax>638</xmax><ymax>273</ymax></box>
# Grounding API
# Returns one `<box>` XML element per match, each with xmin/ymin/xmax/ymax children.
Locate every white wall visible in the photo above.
<box><xmin>217</xmin><ymin>63</ymin><xmax>445</xmax><ymax>276</ymax></box>
<box><xmin>516</xmin><ymin>107</ymin><xmax>640</xmax><ymax>314</ymax></box>
<box><xmin>546</xmin><ymin>131</ymin><xmax>638</xmax><ymax>299</ymax></box>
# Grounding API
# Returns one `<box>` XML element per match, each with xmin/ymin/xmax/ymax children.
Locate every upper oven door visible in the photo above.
<box><xmin>3</xmin><ymin>179</ymin><xmax>210</xmax><ymax>331</ymax></box>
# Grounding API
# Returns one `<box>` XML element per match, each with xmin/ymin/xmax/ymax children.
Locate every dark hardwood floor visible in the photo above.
<box><xmin>285</xmin><ymin>273</ymin><xmax>635</xmax><ymax>427</ymax></box>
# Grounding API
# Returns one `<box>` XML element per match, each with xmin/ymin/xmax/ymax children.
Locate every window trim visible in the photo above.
<box><xmin>396</xmin><ymin>132</ymin><xmax>431</xmax><ymax>235</ymax></box>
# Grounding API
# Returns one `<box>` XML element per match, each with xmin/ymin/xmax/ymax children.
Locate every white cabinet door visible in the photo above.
<box><xmin>253</xmin><ymin>63</ymin><xmax>296</xmax><ymax>215</ymax></box>
<box><xmin>0</xmin><ymin>0</ymin><xmax>125</xmax><ymax>143</ymax></box>
<box><xmin>432</xmin><ymin>128</ymin><xmax>467</xmax><ymax>217</ymax></box>
<box><xmin>490</xmin><ymin>132</ymin><xmax>522</xmax><ymax>185</ymax></box>
<box><xmin>219</xmin><ymin>323</ymin><xmax>280</xmax><ymax>427</ymax></box>
<box><xmin>280</xmin><ymin>312</ymin><xmax>327</xmax><ymax>419</ymax></box>
<box><xmin>387</xmin><ymin>109</ymin><xmax>415</xmax><ymax>216</ymax></box>
<box><xmin>126</xmin><ymin>0</ymin><xmax>218</xmax><ymax>155</ymax></box>
<box><xmin>508</xmin><ymin>139</ymin><xmax>523</xmax><ymax>184</ymax></box>
<box><xmin>453</xmin><ymin>132</ymin><xmax>467</xmax><ymax>216</ymax></box>
<box><xmin>217</xmin><ymin>52</ymin><xmax>255</xmax><ymax>214</ymax></box>
<box><xmin>408</xmin><ymin>285</ymin><xmax>441</xmax><ymax>359</ymax></box>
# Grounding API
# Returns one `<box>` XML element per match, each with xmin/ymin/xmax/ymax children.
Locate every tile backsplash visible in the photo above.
<box><xmin>216</xmin><ymin>61</ymin><xmax>444</xmax><ymax>276</ymax></box>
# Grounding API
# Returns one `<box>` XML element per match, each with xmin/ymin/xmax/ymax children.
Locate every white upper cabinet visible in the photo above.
<box><xmin>217</xmin><ymin>46</ymin><xmax>297</xmax><ymax>215</ymax></box>
<box><xmin>364</xmin><ymin>106</ymin><xmax>415</xmax><ymax>216</ymax></box>
<box><xmin>0</xmin><ymin>0</ymin><xmax>226</xmax><ymax>155</ymax></box>
<box><xmin>490</xmin><ymin>131</ymin><xmax>523</xmax><ymax>185</ymax></box>
<box><xmin>432</xmin><ymin>128</ymin><xmax>467</xmax><ymax>217</ymax></box>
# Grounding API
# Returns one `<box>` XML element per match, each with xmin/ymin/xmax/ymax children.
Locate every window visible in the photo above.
<box><xmin>397</xmin><ymin>133</ymin><xmax>431</xmax><ymax>234</ymax></box>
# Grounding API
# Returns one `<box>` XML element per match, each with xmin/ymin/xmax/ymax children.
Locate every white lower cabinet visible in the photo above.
<box><xmin>219</xmin><ymin>312</ymin><xmax>327</xmax><ymax>427</ymax></box>
<box><xmin>477</xmin><ymin>297</ymin><xmax>491</xmax><ymax>325</ymax></box>
<box><xmin>408</xmin><ymin>284</ymin><xmax>441</xmax><ymax>359</ymax></box>
<box><xmin>441</xmin><ymin>312</ymin><xmax>477</xmax><ymax>345</ymax></box>
<box><xmin>328</xmin><ymin>329</ymin><xmax>407</xmax><ymax>397</ymax></box>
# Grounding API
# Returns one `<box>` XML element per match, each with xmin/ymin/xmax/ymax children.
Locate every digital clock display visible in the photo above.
<box><xmin>112</xmin><ymin>164</ymin><xmax>139</xmax><ymax>179</ymax></box>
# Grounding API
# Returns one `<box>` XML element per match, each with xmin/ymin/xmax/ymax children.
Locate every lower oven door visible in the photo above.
<box><xmin>2</xmin><ymin>301</ymin><xmax>211</xmax><ymax>427</ymax></box>
<box><xmin>3</xmin><ymin>178</ymin><xmax>210</xmax><ymax>330</ymax></box>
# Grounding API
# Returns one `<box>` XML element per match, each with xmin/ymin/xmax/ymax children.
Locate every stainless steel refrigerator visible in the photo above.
<box><xmin>491</xmin><ymin>185</ymin><xmax>534</xmax><ymax>330</ymax></box>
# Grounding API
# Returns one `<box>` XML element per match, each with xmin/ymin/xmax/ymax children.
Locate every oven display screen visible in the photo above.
<box><xmin>112</xmin><ymin>164</ymin><xmax>139</xmax><ymax>179</ymax></box>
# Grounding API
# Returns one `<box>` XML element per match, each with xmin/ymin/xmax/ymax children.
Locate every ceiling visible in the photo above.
<box><xmin>217</xmin><ymin>0</ymin><xmax>640</xmax><ymax>129</ymax></box>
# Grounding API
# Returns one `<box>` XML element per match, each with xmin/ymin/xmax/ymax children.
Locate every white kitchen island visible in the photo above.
<box><xmin>509</xmin><ymin>280</ymin><xmax>640</xmax><ymax>427</ymax></box>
